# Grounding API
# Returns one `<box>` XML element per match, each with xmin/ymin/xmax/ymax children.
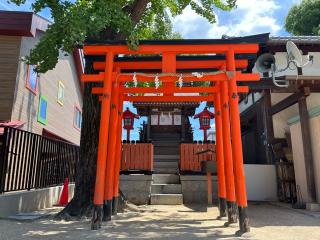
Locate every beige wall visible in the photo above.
<box><xmin>271</xmin><ymin>93</ymin><xmax>297</xmax><ymax>138</ymax></box>
<box><xmin>0</xmin><ymin>36</ymin><xmax>21</xmax><ymax>121</ymax></box>
<box><xmin>290</xmin><ymin>123</ymin><xmax>309</xmax><ymax>203</ymax></box>
<box><xmin>290</xmin><ymin>113</ymin><xmax>320</xmax><ymax>203</ymax></box>
<box><xmin>11</xmin><ymin>30</ymin><xmax>83</xmax><ymax>144</ymax></box>
<box><xmin>271</xmin><ymin>93</ymin><xmax>320</xmax><ymax>138</ymax></box>
<box><xmin>309</xmin><ymin>116</ymin><xmax>320</xmax><ymax>202</ymax></box>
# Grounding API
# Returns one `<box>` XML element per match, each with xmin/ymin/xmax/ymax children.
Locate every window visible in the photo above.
<box><xmin>38</xmin><ymin>95</ymin><xmax>48</xmax><ymax>125</ymax></box>
<box><xmin>124</xmin><ymin>118</ymin><xmax>132</xmax><ymax>127</ymax></box>
<box><xmin>57</xmin><ymin>81</ymin><xmax>65</xmax><ymax>105</ymax></box>
<box><xmin>201</xmin><ymin>117</ymin><xmax>210</xmax><ymax>127</ymax></box>
<box><xmin>74</xmin><ymin>106</ymin><xmax>82</xmax><ymax>130</ymax></box>
<box><xmin>26</xmin><ymin>65</ymin><xmax>38</xmax><ymax>94</ymax></box>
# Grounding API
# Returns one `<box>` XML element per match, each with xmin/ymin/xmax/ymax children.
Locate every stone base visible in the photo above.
<box><xmin>150</xmin><ymin>194</ymin><xmax>183</xmax><ymax>205</ymax></box>
<box><xmin>120</xmin><ymin>175</ymin><xmax>152</xmax><ymax>205</ymax></box>
<box><xmin>0</xmin><ymin>184</ymin><xmax>75</xmax><ymax>218</ymax></box>
<box><xmin>306</xmin><ymin>202</ymin><xmax>320</xmax><ymax>211</ymax></box>
<box><xmin>180</xmin><ymin>175</ymin><xmax>218</xmax><ymax>204</ymax></box>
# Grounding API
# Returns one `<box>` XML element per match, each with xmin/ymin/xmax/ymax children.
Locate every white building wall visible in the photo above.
<box><xmin>11</xmin><ymin>30</ymin><xmax>83</xmax><ymax>144</ymax></box>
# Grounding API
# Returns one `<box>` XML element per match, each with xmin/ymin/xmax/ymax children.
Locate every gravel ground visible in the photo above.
<box><xmin>0</xmin><ymin>202</ymin><xmax>320</xmax><ymax>240</ymax></box>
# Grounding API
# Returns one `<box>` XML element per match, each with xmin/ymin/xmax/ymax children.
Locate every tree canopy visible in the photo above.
<box><xmin>285</xmin><ymin>0</ymin><xmax>320</xmax><ymax>36</ymax></box>
<box><xmin>10</xmin><ymin>0</ymin><xmax>236</xmax><ymax>73</ymax></box>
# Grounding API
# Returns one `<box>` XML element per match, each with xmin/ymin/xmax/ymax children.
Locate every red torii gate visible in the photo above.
<box><xmin>81</xmin><ymin>39</ymin><xmax>260</xmax><ymax>235</ymax></box>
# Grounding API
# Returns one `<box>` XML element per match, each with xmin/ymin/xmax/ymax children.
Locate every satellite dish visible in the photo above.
<box><xmin>254</xmin><ymin>41</ymin><xmax>311</xmax><ymax>88</ymax></box>
<box><xmin>256</xmin><ymin>53</ymin><xmax>276</xmax><ymax>73</ymax></box>
<box><xmin>286</xmin><ymin>41</ymin><xmax>303</xmax><ymax>67</ymax></box>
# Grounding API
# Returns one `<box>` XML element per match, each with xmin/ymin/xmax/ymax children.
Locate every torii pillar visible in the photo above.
<box><xmin>220</xmin><ymin>69</ymin><xmax>238</xmax><ymax>225</ymax></box>
<box><xmin>91</xmin><ymin>53</ymin><xmax>114</xmax><ymax>230</ymax></box>
<box><xmin>214</xmin><ymin>86</ymin><xmax>227</xmax><ymax>218</ymax></box>
<box><xmin>103</xmin><ymin>81</ymin><xmax>120</xmax><ymax>221</ymax></box>
<box><xmin>112</xmin><ymin>94</ymin><xmax>124</xmax><ymax>215</ymax></box>
<box><xmin>227</xmin><ymin>49</ymin><xmax>250</xmax><ymax>234</ymax></box>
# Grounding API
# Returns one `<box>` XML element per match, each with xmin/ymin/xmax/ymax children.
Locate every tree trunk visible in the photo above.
<box><xmin>57</xmin><ymin>61</ymin><xmax>101</xmax><ymax>219</ymax></box>
<box><xmin>57</xmin><ymin>0</ymin><xmax>150</xmax><ymax>219</ymax></box>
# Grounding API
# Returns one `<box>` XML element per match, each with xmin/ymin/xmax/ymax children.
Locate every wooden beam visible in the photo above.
<box><xmin>262</xmin><ymin>90</ymin><xmax>274</xmax><ymax>164</ymax></box>
<box><xmin>284</xmin><ymin>75</ymin><xmax>320</xmax><ymax>81</ymax></box>
<box><xmin>123</xmin><ymin>95</ymin><xmax>214</xmax><ymax>102</ymax></box>
<box><xmin>298</xmin><ymin>89</ymin><xmax>317</xmax><ymax>202</ymax></box>
<box><xmin>270</xmin><ymin>90</ymin><xmax>309</xmax><ymax>115</ymax></box>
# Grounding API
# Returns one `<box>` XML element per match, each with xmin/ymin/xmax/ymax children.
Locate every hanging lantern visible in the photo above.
<box><xmin>122</xmin><ymin>107</ymin><xmax>140</xmax><ymax>141</ymax></box>
<box><xmin>193</xmin><ymin>107</ymin><xmax>214</xmax><ymax>141</ymax></box>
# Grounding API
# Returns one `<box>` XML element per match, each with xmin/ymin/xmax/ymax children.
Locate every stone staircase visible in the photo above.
<box><xmin>154</xmin><ymin>155</ymin><xmax>179</xmax><ymax>174</ymax></box>
<box><xmin>150</xmin><ymin>132</ymin><xmax>183</xmax><ymax>205</ymax></box>
<box><xmin>150</xmin><ymin>174</ymin><xmax>183</xmax><ymax>205</ymax></box>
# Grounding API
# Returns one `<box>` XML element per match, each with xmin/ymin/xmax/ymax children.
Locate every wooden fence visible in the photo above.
<box><xmin>121</xmin><ymin>143</ymin><xmax>153</xmax><ymax>172</ymax></box>
<box><xmin>0</xmin><ymin>127</ymin><xmax>79</xmax><ymax>193</ymax></box>
<box><xmin>180</xmin><ymin>143</ymin><xmax>216</xmax><ymax>173</ymax></box>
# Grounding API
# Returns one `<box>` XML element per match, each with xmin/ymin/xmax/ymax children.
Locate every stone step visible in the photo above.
<box><xmin>154</xmin><ymin>159</ymin><xmax>179</xmax><ymax>163</ymax></box>
<box><xmin>154</xmin><ymin>147</ymin><xmax>180</xmax><ymax>155</ymax></box>
<box><xmin>153</xmin><ymin>168</ymin><xmax>179</xmax><ymax>174</ymax></box>
<box><xmin>152</xmin><ymin>136</ymin><xmax>180</xmax><ymax>140</ymax></box>
<box><xmin>153</xmin><ymin>141</ymin><xmax>180</xmax><ymax>147</ymax></box>
<box><xmin>154</xmin><ymin>161</ymin><xmax>179</xmax><ymax>168</ymax></box>
<box><xmin>150</xmin><ymin>194</ymin><xmax>183</xmax><ymax>205</ymax></box>
<box><xmin>151</xmin><ymin>133</ymin><xmax>180</xmax><ymax>138</ymax></box>
<box><xmin>154</xmin><ymin>155</ymin><xmax>180</xmax><ymax>161</ymax></box>
<box><xmin>151</xmin><ymin>184</ymin><xmax>182</xmax><ymax>194</ymax></box>
<box><xmin>153</xmin><ymin>174</ymin><xmax>180</xmax><ymax>184</ymax></box>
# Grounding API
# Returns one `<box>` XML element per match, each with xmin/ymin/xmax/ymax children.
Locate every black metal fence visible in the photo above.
<box><xmin>0</xmin><ymin>127</ymin><xmax>79</xmax><ymax>193</ymax></box>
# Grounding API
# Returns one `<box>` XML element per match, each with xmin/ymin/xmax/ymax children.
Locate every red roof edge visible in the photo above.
<box><xmin>0</xmin><ymin>10</ymin><xmax>49</xmax><ymax>37</ymax></box>
<box><xmin>0</xmin><ymin>120</ymin><xmax>25</xmax><ymax>135</ymax></box>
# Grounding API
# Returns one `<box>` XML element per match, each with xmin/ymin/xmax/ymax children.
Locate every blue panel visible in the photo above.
<box><xmin>29</xmin><ymin>66</ymin><xmax>38</xmax><ymax>90</ymax></box>
<box><xmin>40</xmin><ymin>99</ymin><xmax>47</xmax><ymax>119</ymax></box>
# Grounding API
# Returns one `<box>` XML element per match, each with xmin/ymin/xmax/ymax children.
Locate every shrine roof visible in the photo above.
<box><xmin>85</xmin><ymin>33</ymin><xmax>269</xmax><ymax>46</ymax></box>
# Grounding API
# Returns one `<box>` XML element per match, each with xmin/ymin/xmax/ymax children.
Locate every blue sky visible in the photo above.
<box><xmin>0</xmin><ymin>0</ymin><xmax>301</xmax><ymax>37</ymax></box>
<box><xmin>0</xmin><ymin>0</ymin><xmax>301</xmax><ymax>140</ymax></box>
<box><xmin>173</xmin><ymin>0</ymin><xmax>301</xmax><ymax>38</ymax></box>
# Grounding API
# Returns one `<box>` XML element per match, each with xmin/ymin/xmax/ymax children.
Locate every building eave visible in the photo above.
<box><xmin>0</xmin><ymin>10</ymin><xmax>50</xmax><ymax>37</ymax></box>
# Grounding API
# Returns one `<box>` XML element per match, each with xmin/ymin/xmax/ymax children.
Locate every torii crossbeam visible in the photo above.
<box><xmin>81</xmin><ymin>37</ymin><xmax>261</xmax><ymax>235</ymax></box>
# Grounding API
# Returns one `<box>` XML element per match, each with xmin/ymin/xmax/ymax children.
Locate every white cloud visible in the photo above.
<box><xmin>173</xmin><ymin>0</ymin><xmax>283</xmax><ymax>38</ymax></box>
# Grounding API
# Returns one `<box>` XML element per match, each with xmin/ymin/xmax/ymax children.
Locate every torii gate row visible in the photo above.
<box><xmin>81</xmin><ymin>41</ymin><xmax>260</xmax><ymax>235</ymax></box>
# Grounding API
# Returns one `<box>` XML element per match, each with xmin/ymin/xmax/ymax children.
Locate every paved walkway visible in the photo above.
<box><xmin>1</xmin><ymin>203</ymin><xmax>320</xmax><ymax>239</ymax></box>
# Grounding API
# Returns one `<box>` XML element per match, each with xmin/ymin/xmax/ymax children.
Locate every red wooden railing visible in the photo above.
<box><xmin>180</xmin><ymin>143</ymin><xmax>216</xmax><ymax>172</ymax></box>
<box><xmin>121</xmin><ymin>143</ymin><xmax>153</xmax><ymax>171</ymax></box>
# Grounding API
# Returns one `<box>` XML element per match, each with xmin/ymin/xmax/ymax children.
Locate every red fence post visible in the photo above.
<box><xmin>180</xmin><ymin>144</ymin><xmax>184</xmax><ymax>172</ymax></box>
